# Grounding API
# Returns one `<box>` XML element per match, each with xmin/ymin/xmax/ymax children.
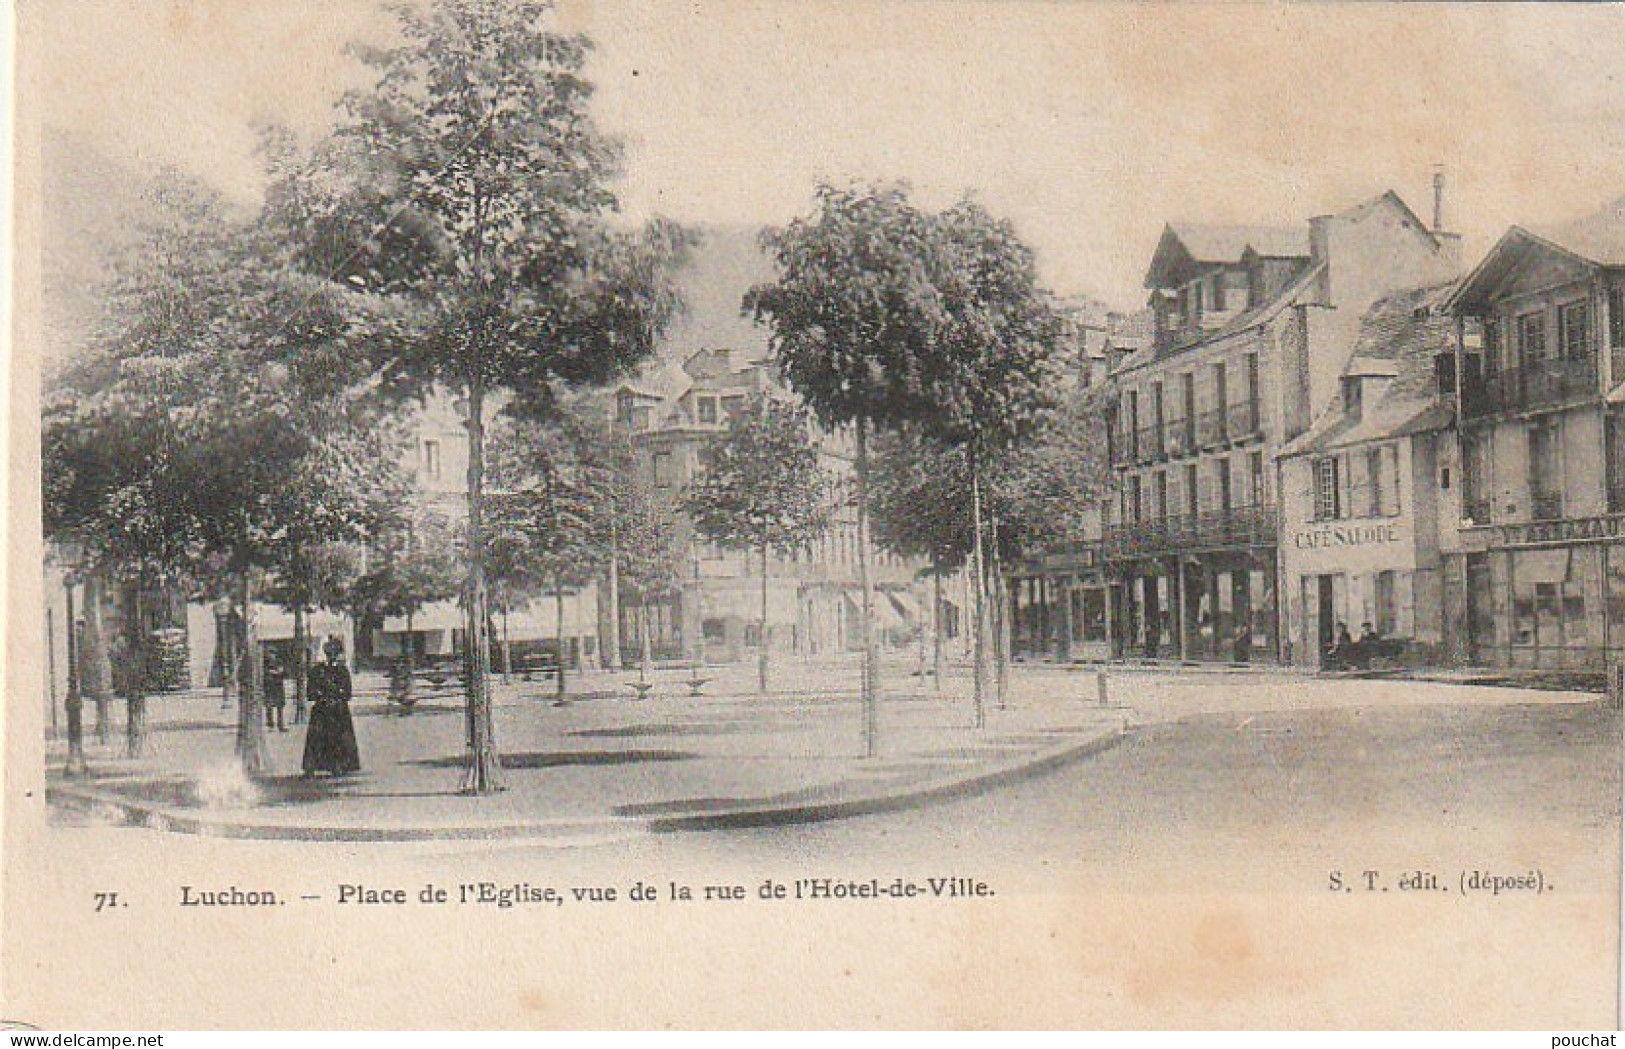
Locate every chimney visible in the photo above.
<box><xmin>1431</xmin><ymin>166</ymin><xmax>1446</xmax><ymax>232</ymax></box>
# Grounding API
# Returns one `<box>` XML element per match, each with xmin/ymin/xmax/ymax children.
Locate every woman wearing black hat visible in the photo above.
<box><xmin>301</xmin><ymin>636</ymin><xmax>361</xmax><ymax>777</ymax></box>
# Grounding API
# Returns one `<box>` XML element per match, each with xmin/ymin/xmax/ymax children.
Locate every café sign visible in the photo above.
<box><xmin>1292</xmin><ymin>522</ymin><xmax>1402</xmax><ymax>551</ymax></box>
<box><xmin>1496</xmin><ymin>515</ymin><xmax>1625</xmax><ymax>548</ymax></box>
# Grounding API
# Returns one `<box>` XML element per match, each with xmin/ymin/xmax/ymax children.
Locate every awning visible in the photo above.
<box><xmin>1515</xmin><ymin>548</ymin><xmax>1571</xmax><ymax>585</ymax></box>
<box><xmin>384</xmin><ymin>600</ymin><xmax>463</xmax><ymax>633</ymax></box>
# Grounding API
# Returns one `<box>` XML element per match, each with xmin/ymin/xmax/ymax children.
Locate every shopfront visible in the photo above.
<box><xmin>1458</xmin><ymin>517</ymin><xmax>1625</xmax><ymax>671</ymax></box>
<box><xmin>1284</xmin><ymin>517</ymin><xmax>1421</xmax><ymax>668</ymax></box>
<box><xmin>1109</xmin><ymin>551</ymin><xmax>1278</xmax><ymax>664</ymax></box>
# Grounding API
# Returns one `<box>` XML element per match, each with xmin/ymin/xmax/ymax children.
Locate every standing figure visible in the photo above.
<box><xmin>263</xmin><ymin>649</ymin><xmax>287</xmax><ymax>732</ymax></box>
<box><xmin>301</xmin><ymin>636</ymin><xmax>361</xmax><ymax>777</ymax></box>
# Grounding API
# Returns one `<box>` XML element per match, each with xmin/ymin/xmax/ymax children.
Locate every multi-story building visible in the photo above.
<box><xmin>1102</xmin><ymin>190</ymin><xmax>1462</xmax><ymax>662</ymax></box>
<box><xmin>1277</xmin><ymin>282</ymin><xmax>1464</xmax><ymax>667</ymax></box>
<box><xmin>607</xmin><ymin>227</ymin><xmax>928</xmax><ymax>666</ymax></box>
<box><xmin>1447</xmin><ymin>201</ymin><xmax>1625</xmax><ymax>672</ymax></box>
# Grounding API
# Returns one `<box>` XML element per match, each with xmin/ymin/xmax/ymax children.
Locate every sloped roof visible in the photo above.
<box><xmin>1452</xmin><ymin>195</ymin><xmax>1625</xmax><ymax>313</ymax></box>
<box><xmin>1170</xmin><ymin>223</ymin><xmax>1310</xmax><ymax>263</ymax></box>
<box><xmin>1111</xmin><ymin>262</ymin><xmax>1328</xmax><ymax>380</ymax></box>
<box><xmin>1143</xmin><ymin>222</ymin><xmax>1309</xmax><ymax>290</ymax></box>
<box><xmin>1281</xmin><ymin>281</ymin><xmax>1459</xmax><ymax>457</ymax></box>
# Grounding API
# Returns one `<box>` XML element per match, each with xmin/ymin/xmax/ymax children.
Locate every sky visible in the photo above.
<box><xmin>19</xmin><ymin>0</ymin><xmax>1625</xmax><ymax>310</ymax></box>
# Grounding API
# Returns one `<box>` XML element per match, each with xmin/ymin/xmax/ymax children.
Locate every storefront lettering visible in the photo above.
<box><xmin>1496</xmin><ymin>515</ymin><xmax>1625</xmax><ymax>548</ymax></box>
<box><xmin>1292</xmin><ymin>522</ymin><xmax>1401</xmax><ymax>550</ymax></box>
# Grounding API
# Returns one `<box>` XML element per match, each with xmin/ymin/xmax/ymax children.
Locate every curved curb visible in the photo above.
<box><xmin>45</xmin><ymin>723</ymin><xmax>1131</xmax><ymax>843</ymax></box>
<box><xmin>643</xmin><ymin>725</ymin><xmax>1131</xmax><ymax>832</ymax></box>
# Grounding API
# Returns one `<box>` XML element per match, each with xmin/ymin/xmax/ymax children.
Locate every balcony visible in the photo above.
<box><xmin>1103</xmin><ymin>503</ymin><xmax>1279</xmax><ymax>561</ymax></box>
<box><xmin>1463</xmin><ymin>356</ymin><xmax>1600</xmax><ymax>419</ymax></box>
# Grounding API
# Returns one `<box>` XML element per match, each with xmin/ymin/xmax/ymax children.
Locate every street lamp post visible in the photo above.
<box><xmin>60</xmin><ymin>548</ymin><xmax>88</xmax><ymax>777</ymax></box>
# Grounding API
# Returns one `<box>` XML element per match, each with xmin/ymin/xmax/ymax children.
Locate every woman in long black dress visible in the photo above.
<box><xmin>301</xmin><ymin>636</ymin><xmax>361</xmax><ymax>777</ymax></box>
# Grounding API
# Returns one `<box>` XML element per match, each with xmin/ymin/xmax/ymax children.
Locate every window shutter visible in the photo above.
<box><xmin>1348</xmin><ymin>452</ymin><xmax>1369</xmax><ymax>519</ymax></box>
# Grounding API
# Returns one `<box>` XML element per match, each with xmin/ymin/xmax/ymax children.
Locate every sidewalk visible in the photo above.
<box><xmin>45</xmin><ymin>660</ymin><xmax>1129</xmax><ymax>841</ymax></box>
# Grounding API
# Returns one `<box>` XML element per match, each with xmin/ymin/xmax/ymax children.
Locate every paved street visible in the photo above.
<box><xmin>39</xmin><ymin>667</ymin><xmax>1620</xmax><ymax>1028</ymax></box>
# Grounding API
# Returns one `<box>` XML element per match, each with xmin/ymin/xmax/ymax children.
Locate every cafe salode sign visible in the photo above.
<box><xmin>1293</xmin><ymin>522</ymin><xmax>1402</xmax><ymax>550</ymax></box>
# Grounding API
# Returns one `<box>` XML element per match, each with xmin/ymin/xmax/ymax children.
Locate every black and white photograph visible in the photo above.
<box><xmin>6</xmin><ymin>0</ymin><xmax>1625</xmax><ymax>1030</ymax></box>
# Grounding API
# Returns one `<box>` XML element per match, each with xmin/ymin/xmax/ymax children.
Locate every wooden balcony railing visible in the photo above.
<box><xmin>1463</xmin><ymin>357</ymin><xmax>1599</xmax><ymax>419</ymax></box>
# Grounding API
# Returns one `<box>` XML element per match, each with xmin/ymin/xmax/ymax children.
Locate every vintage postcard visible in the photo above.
<box><xmin>5</xmin><ymin>0</ymin><xmax>1623</xmax><ymax>1030</ymax></box>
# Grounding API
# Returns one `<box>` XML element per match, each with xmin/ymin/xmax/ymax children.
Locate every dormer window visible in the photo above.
<box><xmin>697</xmin><ymin>396</ymin><xmax>718</xmax><ymax>425</ymax></box>
<box><xmin>1343</xmin><ymin>376</ymin><xmax>1363</xmax><ymax>418</ymax></box>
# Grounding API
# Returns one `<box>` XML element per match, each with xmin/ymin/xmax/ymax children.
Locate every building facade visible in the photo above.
<box><xmin>606</xmin><ymin>226</ymin><xmax>930</xmax><ymax>666</ymax></box>
<box><xmin>1277</xmin><ymin>283</ymin><xmax>1463</xmax><ymax>667</ymax></box>
<box><xmin>1102</xmin><ymin>191</ymin><xmax>1462</xmax><ymax>662</ymax></box>
<box><xmin>1447</xmin><ymin>204</ymin><xmax>1625</xmax><ymax>672</ymax></box>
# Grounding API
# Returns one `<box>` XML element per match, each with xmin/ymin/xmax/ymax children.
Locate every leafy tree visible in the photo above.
<box><xmin>685</xmin><ymin>395</ymin><xmax>831</xmax><ymax>693</ymax></box>
<box><xmin>42</xmin><ymin>174</ymin><xmax>398</xmax><ymax>770</ymax></box>
<box><xmin>261</xmin><ymin>421</ymin><xmax>414</xmax><ymax>722</ymax></box>
<box><xmin>907</xmin><ymin>197</ymin><xmax>1063</xmax><ymax>722</ymax></box>
<box><xmin>281</xmin><ymin>0</ymin><xmax>692</xmax><ymax>793</ymax></box>
<box><xmin>748</xmin><ymin>183</ymin><xmax>947</xmax><ymax>755</ymax></box>
<box><xmin>348</xmin><ymin>505</ymin><xmax>463</xmax><ymax>707</ymax></box>
<box><xmin>750</xmin><ymin>183</ymin><xmax>1062</xmax><ymax>739</ymax></box>
<box><xmin>486</xmin><ymin>412</ymin><xmax>604</xmax><ymax>698</ymax></box>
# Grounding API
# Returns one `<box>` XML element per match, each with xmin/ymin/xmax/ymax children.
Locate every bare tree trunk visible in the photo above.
<box><xmin>502</xmin><ymin>608</ymin><xmax>512</xmax><ymax>679</ymax></box>
<box><xmin>855</xmin><ymin>418</ymin><xmax>880</xmax><ymax>756</ymax></box>
<box><xmin>398</xmin><ymin>610</ymin><xmax>417</xmax><ymax>711</ymax></box>
<box><xmin>931</xmin><ymin>564</ymin><xmax>945</xmax><ymax>695</ymax></box>
<box><xmin>990</xmin><ymin>500</ymin><xmax>1009</xmax><ymax>709</ymax></box>
<box><xmin>292</xmin><ymin>604</ymin><xmax>309</xmax><ymax>725</ymax></box>
<box><xmin>81</xmin><ymin>571</ymin><xmax>112</xmax><ymax>745</ymax></box>
<box><xmin>554</xmin><ymin>574</ymin><xmax>568</xmax><ymax>703</ymax></box>
<box><xmin>63</xmin><ymin>579</ymin><xmax>88</xmax><ymax>777</ymax></box>
<box><xmin>639</xmin><ymin>601</ymin><xmax>654</xmax><ymax>682</ymax></box>
<box><xmin>758</xmin><ymin>543</ymin><xmax>770</xmax><ymax>694</ymax></box>
<box><xmin>969</xmin><ymin>448</ymin><xmax>991</xmax><ymax>728</ymax></box>
<box><xmin>235</xmin><ymin>573</ymin><xmax>271</xmax><ymax>775</ymax></box>
<box><xmin>220</xmin><ymin>602</ymin><xmax>237</xmax><ymax>710</ymax></box>
<box><xmin>604</xmin><ymin>521</ymin><xmax>623</xmax><ymax>670</ymax></box>
<box><xmin>121</xmin><ymin>579</ymin><xmax>154</xmax><ymax>759</ymax></box>
<box><xmin>461</xmin><ymin>373</ymin><xmax>503</xmax><ymax>794</ymax></box>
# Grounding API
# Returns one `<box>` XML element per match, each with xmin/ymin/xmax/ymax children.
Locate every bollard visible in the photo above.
<box><xmin>1096</xmin><ymin>666</ymin><xmax>1108</xmax><ymax>707</ymax></box>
